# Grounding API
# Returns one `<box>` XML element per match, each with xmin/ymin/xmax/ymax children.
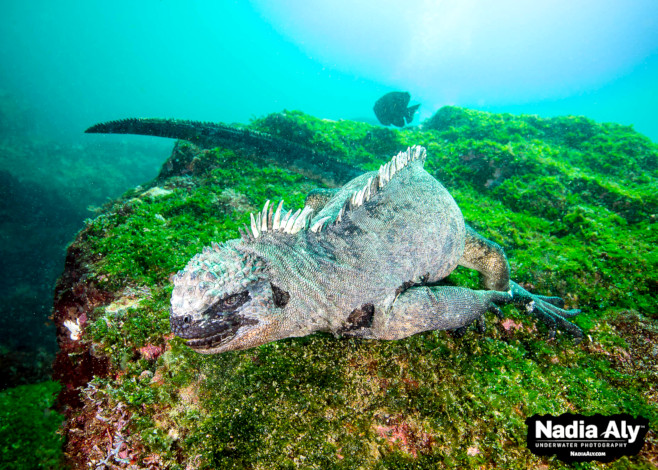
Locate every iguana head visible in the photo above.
<box><xmin>170</xmin><ymin>201</ymin><xmax>316</xmax><ymax>354</ymax></box>
<box><xmin>170</xmin><ymin>240</ymin><xmax>282</xmax><ymax>354</ymax></box>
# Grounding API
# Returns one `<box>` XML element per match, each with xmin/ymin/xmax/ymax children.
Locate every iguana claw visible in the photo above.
<box><xmin>510</xmin><ymin>281</ymin><xmax>583</xmax><ymax>342</ymax></box>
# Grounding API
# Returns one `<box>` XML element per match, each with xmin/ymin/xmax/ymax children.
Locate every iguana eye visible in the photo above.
<box><xmin>223</xmin><ymin>293</ymin><xmax>241</xmax><ymax>307</ymax></box>
<box><xmin>203</xmin><ymin>291</ymin><xmax>251</xmax><ymax>318</ymax></box>
<box><xmin>219</xmin><ymin>291</ymin><xmax>250</xmax><ymax>311</ymax></box>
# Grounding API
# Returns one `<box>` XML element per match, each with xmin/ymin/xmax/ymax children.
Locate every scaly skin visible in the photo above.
<box><xmin>170</xmin><ymin>146</ymin><xmax>582</xmax><ymax>354</ymax></box>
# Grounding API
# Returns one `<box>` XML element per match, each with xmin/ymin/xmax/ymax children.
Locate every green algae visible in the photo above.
<box><xmin>0</xmin><ymin>381</ymin><xmax>64</xmax><ymax>469</ymax></box>
<box><xmin>63</xmin><ymin>107</ymin><xmax>658</xmax><ymax>468</ymax></box>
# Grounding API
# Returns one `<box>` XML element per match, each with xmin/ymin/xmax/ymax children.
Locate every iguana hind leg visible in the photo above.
<box><xmin>458</xmin><ymin>225</ymin><xmax>583</xmax><ymax>341</ymax></box>
<box><xmin>459</xmin><ymin>225</ymin><xmax>511</xmax><ymax>291</ymax></box>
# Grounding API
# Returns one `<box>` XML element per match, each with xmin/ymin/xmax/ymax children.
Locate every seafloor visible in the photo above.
<box><xmin>9</xmin><ymin>106</ymin><xmax>658</xmax><ymax>469</ymax></box>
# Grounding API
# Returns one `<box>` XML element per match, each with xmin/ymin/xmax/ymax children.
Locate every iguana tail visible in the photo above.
<box><xmin>85</xmin><ymin>118</ymin><xmax>362</xmax><ymax>187</ymax></box>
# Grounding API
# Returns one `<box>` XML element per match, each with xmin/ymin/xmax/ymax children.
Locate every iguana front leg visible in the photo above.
<box><xmin>459</xmin><ymin>225</ymin><xmax>582</xmax><ymax>341</ymax></box>
<box><xmin>369</xmin><ymin>286</ymin><xmax>511</xmax><ymax>340</ymax></box>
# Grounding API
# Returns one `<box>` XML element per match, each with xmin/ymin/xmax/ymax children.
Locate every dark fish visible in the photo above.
<box><xmin>373</xmin><ymin>92</ymin><xmax>420</xmax><ymax>127</ymax></box>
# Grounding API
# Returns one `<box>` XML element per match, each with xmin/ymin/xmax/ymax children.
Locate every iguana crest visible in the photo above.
<box><xmin>245</xmin><ymin>145</ymin><xmax>427</xmax><ymax>240</ymax></box>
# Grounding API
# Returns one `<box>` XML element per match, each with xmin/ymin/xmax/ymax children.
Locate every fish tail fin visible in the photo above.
<box><xmin>406</xmin><ymin>104</ymin><xmax>420</xmax><ymax>124</ymax></box>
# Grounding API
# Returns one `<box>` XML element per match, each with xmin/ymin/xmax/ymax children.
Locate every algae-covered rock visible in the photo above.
<box><xmin>0</xmin><ymin>380</ymin><xmax>64</xmax><ymax>469</ymax></box>
<box><xmin>53</xmin><ymin>108</ymin><xmax>658</xmax><ymax>468</ymax></box>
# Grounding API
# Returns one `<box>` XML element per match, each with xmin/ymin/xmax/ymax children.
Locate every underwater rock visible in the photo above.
<box><xmin>140</xmin><ymin>186</ymin><xmax>172</xmax><ymax>199</ymax></box>
<box><xmin>53</xmin><ymin>108</ymin><xmax>658</xmax><ymax>468</ymax></box>
<box><xmin>52</xmin><ymin>244</ymin><xmax>112</xmax><ymax>410</ymax></box>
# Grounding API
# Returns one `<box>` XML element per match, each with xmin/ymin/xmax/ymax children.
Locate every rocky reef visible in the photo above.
<box><xmin>52</xmin><ymin>107</ymin><xmax>657</xmax><ymax>468</ymax></box>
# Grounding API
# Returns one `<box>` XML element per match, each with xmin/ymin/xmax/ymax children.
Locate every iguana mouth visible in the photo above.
<box><xmin>184</xmin><ymin>328</ymin><xmax>236</xmax><ymax>350</ymax></box>
<box><xmin>178</xmin><ymin>314</ymin><xmax>260</xmax><ymax>351</ymax></box>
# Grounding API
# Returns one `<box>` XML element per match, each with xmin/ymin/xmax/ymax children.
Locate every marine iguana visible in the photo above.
<box><xmin>169</xmin><ymin>146</ymin><xmax>582</xmax><ymax>354</ymax></box>
<box><xmin>85</xmin><ymin>118</ymin><xmax>362</xmax><ymax>187</ymax></box>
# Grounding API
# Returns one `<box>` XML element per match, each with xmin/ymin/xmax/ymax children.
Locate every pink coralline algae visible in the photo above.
<box><xmin>138</xmin><ymin>344</ymin><xmax>163</xmax><ymax>361</ymax></box>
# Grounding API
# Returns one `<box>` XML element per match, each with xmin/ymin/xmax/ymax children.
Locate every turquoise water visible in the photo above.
<box><xmin>1</xmin><ymin>0</ymin><xmax>657</xmax><ymax>139</ymax></box>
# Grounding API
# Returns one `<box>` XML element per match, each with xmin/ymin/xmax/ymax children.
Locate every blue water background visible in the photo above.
<box><xmin>1</xmin><ymin>0</ymin><xmax>657</xmax><ymax>140</ymax></box>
